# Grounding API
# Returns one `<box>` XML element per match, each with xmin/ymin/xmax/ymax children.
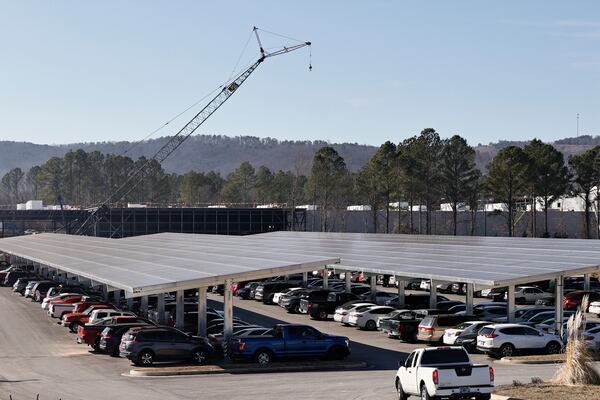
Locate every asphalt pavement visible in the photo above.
<box><xmin>0</xmin><ymin>287</ymin><xmax>570</xmax><ymax>400</ymax></box>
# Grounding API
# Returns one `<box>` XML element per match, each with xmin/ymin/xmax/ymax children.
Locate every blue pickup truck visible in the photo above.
<box><xmin>229</xmin><ymin>324</ymin><xmax>350</xmax><ymax>364</ymax></box>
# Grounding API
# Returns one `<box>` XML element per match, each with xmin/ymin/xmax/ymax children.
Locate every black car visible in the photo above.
<box><xmin>384</xmin><ymin>294</ymin><xmax>450</xmax><ymax>309</ymax></box>
<box><xmin>302</xmin><ymin>291</ymin><xmax>361</xmax><ymax>320</ymax></box>
<box><xmin>120</xmin><ymin>326</ymin><xmax>214</xmax><ymax>366</ymax></box>
<box><xmin>236</xmin><ymin>282</ymin><xmax>260</xmax><ymax>300</ymax></box>
<box><xmin>278</xmin><ymin>289</ymin><xmax>313</xmax><ymax>313</ymax></box>
<box><xmin>254</xmin><ymin>282</ymin><xmax>296</xmax><ymax>304</ymax></box>
<box><xmin>3</xmin><ymin>271</ymin><xmax>37</xmax><ymax>287</ymax></box>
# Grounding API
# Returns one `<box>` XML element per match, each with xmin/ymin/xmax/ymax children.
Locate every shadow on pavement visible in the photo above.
<box><xmin>208</xmin><ymin>298</ymin><xmax>409</xmax><ymax>371</ymax></box>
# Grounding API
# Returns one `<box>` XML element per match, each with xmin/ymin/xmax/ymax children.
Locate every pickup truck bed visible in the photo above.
<box><xmin>396</xmin><ymin>347</ymin><xmax>493</xmax><ymax>400</ymax></box>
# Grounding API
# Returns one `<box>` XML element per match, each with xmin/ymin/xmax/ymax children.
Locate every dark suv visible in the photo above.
<box><xmin>302</xmin><ymin>290</ymin><xmax>361</xmax><ymax>320</ymax></box>
<box><xmin>120</xmin><ymin>326</ymin><xmax>214</xmax><ymax>367</ymax></box>
<box><xmin>254</xmin><ymin>282</ymin><xmax>296</xmax><ymax>304</ymax></box>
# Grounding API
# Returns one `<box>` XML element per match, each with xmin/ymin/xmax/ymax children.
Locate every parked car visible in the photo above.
<box><xmin>443</xmin><ymin>321</ymin><xmax>492</xmax><ymax>352</ymax></box>
<box><xmin>379</xmin><ymin>310</ymin><xmax>438</xmax><ymax>343</ymax></box>
<box><xmin>447</xmin><ymin>304</ymin><xmax>466</xmax><ymax>314</ymax></box>
<box><xmin>589</xmin><ymin>300</ymin><xmax>600</xmax><ymax>317</ymax></box>
<box><xmin>43</xmin><ymin>293</ymin><xmax>83</xmax><ymax>311</ymax></box>
<box><xmin>521</xmin><ymin>310</ymin><xmax>575</xmax><ymax>327</ymax></box>
<box><xmin>61</xmin><ymin>304</ymin><xmax>116</xmax><ymax>331</ymax></box>
<box><xmin>347</xmin><ymin>305</ymin><xmax>396</xmax><ymax>330</ymax></box>
<box><xmin>384</xmin><ymin>294</ymin><xmax>450</xmax><ymax>309</ymax></box>
<box><xmin>278</xmin><ymin>289</ymin><xmax>313</xmax><ymax>313</ymax></box>
<box><xmin>120</xmin><ymin>326</ymin><xmax>214</xmax><ymax>366</ymax></box>
<box><xmin>2</xmin><ymin>270</ymin><xmax>36</xmax><ymax>287</ymax></box>
<box><xmin>435</xmin><ymin>281</ymin><xmax>457</xmax><ymax>294</ymax></box>
<box><xmin>12</xmin><ymin>277</ymin><xmax>39</xmax><ymax>294</ymax></box>
<box><xmin>78</xmin><ymin>317</ymin><xmax>154</xmax><ymax>350</ymax></box>
<box><xmin>272</xmin><ymin>287</ymin><xmax>302</xmax><ymax>305</ymax></box>
<box><xmin>46</xmin><ymin>295</ymin><xmax>86</xmax><ymax>317</ymax></box>
<box><xmin>476</xmin><ymin>323</ymin><xmax>563</xmax><ymax>357</ymax></box>
<box><xmin>563</xmin><ymin>291</ymin><xmax>600</xmax><ymax>311</ymax></box>
<box><xmin>302</xmin><ymin>291</ymin><xmax>361</xmax><ymax>320</ymax></box>
<box><xmin>512</xmin><ymin>305</ymin><xmax>555</xmax><ymax>322</ymax></box>
<box><xmin>87</xmin><ymin>309</ymin><xmax>137</xmax><ymax>325</ymax></box>
<box><xmin>584</xmin><ymin>326</ymin><xmax>600</xmax><ymax>352</ymax></box>
<box><xmin>98</xmin><ymin>323</ymin><xmax>150</xmax><ymax>356</ymax></box>
<box><xmin>235</xmin><ymin>282</ymin><xmax>260</xmax><ymax>300</ymax></box>
<box><xmin>229</xmin><ymin>324</ymin><xmax>350</xmax><ymax>365</ymax></box>
<box><xmin>435</xmin><ymin>300</ymin><xmax>465</xmax><ymax>312</ymax></box>
<box><xmin>207</xmin><ymin>325</ymin><xmax>267</xmax><ymax>352</ymax></box>
<box><xmin>24</xmin><ymin>280</ymin><xmax>45</xmax><ymax>298</ymax></box>
<box><xmin>504</xmin><ymin>286</ymin><xmax>553</xmax><ymax>305</ymax></box>
<box><xmin>395</xmin><ymin>346</ymin><xmax>494</xmax><ymax>400</ymax></box>
<box><xmin>417</xmin><ymin>314</ymin><xmax>477</xmax><ymax>344</ymax></box>
<box><xmin>254</xmin><ymin>282</ymin><xmax>296</xmax><ymax>304</ymax></box>
<box><xmin>334</xmin><ymin>302</ymin><xmax>376</xmax><ymax>325</ymax></box>
<box><xmin>358</xmin><ymin>291</ymin><xmax>397</xmax><ymax>305</ymax></box>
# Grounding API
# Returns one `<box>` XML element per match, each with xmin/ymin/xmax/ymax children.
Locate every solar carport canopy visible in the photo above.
<box><xmin>230</xmin><ymin>231</ymin><xmax>598</xmax><ymax>287</ymax></box>
<box><xmin>0</xmin><ymin>233</ymin><xmax>339</xmax><ymax>297</ymax></box>
<box><xmin>1</xmin><ymin>231</ymin><xmax>599</xmax><ymax>296</ymax></box>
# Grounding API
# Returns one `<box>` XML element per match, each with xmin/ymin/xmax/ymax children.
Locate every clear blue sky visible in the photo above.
<box><xmin>1</xmin><ymin>1</ymin><xmax>599</xmax><ymax>147</ymax></box>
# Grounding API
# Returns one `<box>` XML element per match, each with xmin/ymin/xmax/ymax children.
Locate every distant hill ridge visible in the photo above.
<box><xmin>0</xmin><ymin>133</ymin><xmax>598</xmax><ymax>177</ymax></box>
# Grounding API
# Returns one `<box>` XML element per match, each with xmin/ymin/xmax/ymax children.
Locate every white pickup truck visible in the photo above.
<box><xmin>395</xmin><ymin>346</ymin><xmax>494</xmax><ymax>400</ymax></box>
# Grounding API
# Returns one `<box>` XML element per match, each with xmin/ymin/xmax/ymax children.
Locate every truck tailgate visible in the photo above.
<box><xmin>436</xmin><ymin>364</ymin><xmax>492</xmax><ymax>388</ymax></box>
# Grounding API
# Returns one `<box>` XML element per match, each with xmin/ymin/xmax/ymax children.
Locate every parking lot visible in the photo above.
<box><xmin>0</xmin><ymin>285</ymin><xmax>576</xmax><ymax>400</ymax></box>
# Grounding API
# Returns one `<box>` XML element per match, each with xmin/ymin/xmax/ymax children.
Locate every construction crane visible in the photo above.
<box><xmin>75</xmin><ymin>27</ymin><xmax>311</xmax><ymax>236</ymax></box>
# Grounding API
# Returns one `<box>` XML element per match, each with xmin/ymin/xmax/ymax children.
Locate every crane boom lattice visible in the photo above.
<box><xmin>75</xmin><ymin>27</ymin><xmax>311</xmax><ymax>236</ymax></box>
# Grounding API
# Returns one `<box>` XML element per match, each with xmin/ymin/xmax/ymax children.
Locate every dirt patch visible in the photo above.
<box><xmin>495</xmin><ymin>383</ymin><xmax>600</xmax><ymax>400</ymax></box>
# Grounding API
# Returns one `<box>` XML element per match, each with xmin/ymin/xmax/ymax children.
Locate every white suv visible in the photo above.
<box><xmin>87</xmin><ymin>309</ymin><xmax>136</xmax><ymax>325</ymax></box>
<box><xmin>476</xmin><ymin>323</ymin><xmax>562</xmax><ymax>358</ymax></box>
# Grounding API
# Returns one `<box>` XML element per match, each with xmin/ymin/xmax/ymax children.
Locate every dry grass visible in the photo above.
<box><xmin>496</xmin><ymin>383</ymin><xmax>600</xmax><ymax>400</ymax></box>
<box><xmin>554</xmin><ymin>295</ymin><xmax>600</xmax><ymax>385</ymax></box>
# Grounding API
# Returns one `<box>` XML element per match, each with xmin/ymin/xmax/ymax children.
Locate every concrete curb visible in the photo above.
<box><xmin>491</xmin><ymin>395</ymin><xmax>524</xmax><ymax>400</ymax></box>
<box><xmin>129</xmin><ymin>361</ymin><xmax>368</xmax><ymax>377</ymax></box>
<box><xmin>497</xmin><ymin>357</ymin><xmax>564</xmax><ymax>365</ymax></box>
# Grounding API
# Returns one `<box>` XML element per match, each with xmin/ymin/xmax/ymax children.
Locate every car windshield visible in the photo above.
<box><xmin>420</xmin><ymin>349</ymin><xmax>469</xmax><ymax>365</ymax></box>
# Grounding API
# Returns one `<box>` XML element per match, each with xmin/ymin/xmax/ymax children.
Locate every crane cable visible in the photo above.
<box><xmin>121</xmin><ymin>27</ymin><xmax>311</xmax><ymax>158</ymax></box>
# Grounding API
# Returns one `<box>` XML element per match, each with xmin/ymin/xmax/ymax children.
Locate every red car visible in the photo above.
<box><xmin>61</xmin><ymin>304</ymin><xmax>115</xmax><ymax>332</ymax></box>
<box><xmin>77</xmin><ymin>316</ymin><xmax>154</xmax><ymax>350</ymax></box>
<box><xmin>563</xmin><ymin>291</ymin><xmax>600</xmax><ymax>311</ymax></box>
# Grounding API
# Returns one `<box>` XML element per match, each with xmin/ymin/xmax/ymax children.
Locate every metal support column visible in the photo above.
<box><xmin>157</xmin><ymin>294</ymin><xmax>166</xmax><ymax>324</ymax></box>
<box><xmin>175</xmin><ymin>289</ymin><xmax>184</xmax><ymax>329</ymax></box>
<box><xmin>302</xmin><ymin>272</ymin><xmax>308</xmax><ymax>287</ymax></box>
<box><xmin>584</xmin><ymin>273</ymin><xmax>591</xmax><ymax>291</ymax></box>
<box><xmin>197</xmin><ymin>287</ymin><xmax>207</xmax><ymax>337</ymax></box>
<box><xmin>223</xmin><ymin>278</ymin><xmax>234</xmax><ymax>357</ymax></box>
<box><xmin>102</xmin><ymin>285</ymin><xmax>109</xmax><ymax>302</ymax></box>
<box><xmin>429</xmin><ymin>279</ymin><xmax>437</xmax><ymax>309</ymax></box>
<box><xmin>322</xmin><ymin>269</ymin><xmax>328</xmax><ymax>289</ymax></box>
<box><xmin>113</xmin><ymin>289</ymin><xmax>121</xmax><ymax>305</ymax></box>
<box><xmin>370</xmin><ymin>275</ymin><xmax>377</xmax><ymax>302</ymax></box>
<box><xmin>140</xmin><ymin>296</ymin><xmax>148</xmax><ymax>316</ymax></box>
<box><xmin>507</xmin><ymin>285</ymin><xmax>515</xmax><ymax>322</ymax></box>
<box><xmin>345</xmin><ymin>272</ymin><xmax>352</xmax><ymax>293</ymax></box>
<box><xmin>466</xmin><ymin>283</ymin><xmax>474</xmax><ymax>315</ymax></box>
<box><xmin>555</xmin><ymin>275</ymin><xmax>564</xmax><ymax>338</ymax></box>
<box><xmin>126</xmin><ymin>297</ymin><xmax>134</xmax><ymax>311</ymax></box>
<box><xmin>397</xmin><ymin>279</ymin><xmax>405</xmax><ymax>307</ymax></box>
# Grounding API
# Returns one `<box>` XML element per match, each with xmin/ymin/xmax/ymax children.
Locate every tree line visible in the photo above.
<box><xmin>1</xmin><ymin>130</ymin><xmax>599</xmax><ymax>238</ymax></box>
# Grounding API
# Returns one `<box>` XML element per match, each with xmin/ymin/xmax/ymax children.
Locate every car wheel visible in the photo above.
<box><xmin>420</xmin><ymin>383</ymin><xmax>432</xmax><ymax>400</ymax></box>
<box><xmin>396</xmin><ymin>379</ymin><xmax>407</xmax><ymax>400</ymax></box>
<box><xmin>318</xmin><ymin>310</ymin><xmax>328</xmax><ymax>320</ymax></box>
<box><xmin>69</xmin><ymin>321</ymin><xmax>80</xmax><ymax>333</ymax></box>
<box><xmin>365</xmin><ymin>320</ymin><xmax>376</xmax><ymax>331</ymax></box>
<box><xmin>499</xmin><ymin>343</ymin><xmax>515</xmax><ymax>358</ymax></box>
<box><xmin>191</xmin><ymin>348</ymin><xmax>207</xmax><ymax>364</ymax></box>
<box><xmin>92</xmin><ymin>338</ymin><xmax>101</xmax><ymax>352</ymax></box>
<box><xmin>546</xmin><ymin>341</ymin><xmax>561</xmax><ymax>355</ymax></box>
<box><xmin>137</xmin><ymin>350</ymin><xmax>154</xmax><ymax>367</ymax></box>
<box><xmin>293</xmin><ymin>305</ymin><xmax>300</xmax><ymax>314</ymax></box>
<box><xmin>254</xmin><ymin>349</ymin><xmax>272</xmax><ymax>365</ymax></box>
